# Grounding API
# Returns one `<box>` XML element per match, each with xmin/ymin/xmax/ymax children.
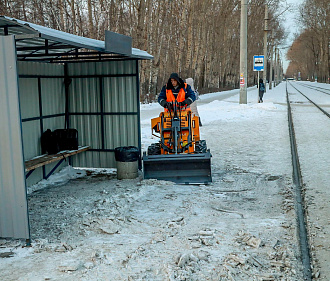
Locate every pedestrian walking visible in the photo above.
<box><xmin>259</xmin><ymin>78</ymin><xmax>265</xmax><ymax>103</ymax></box>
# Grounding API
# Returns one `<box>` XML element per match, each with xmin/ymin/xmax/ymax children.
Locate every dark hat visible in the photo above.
<box><xmin>166</xmin><ymin>72</ymin><xmax>185</xmax><ymax>89</ymax></box>
<box><xmin>170</xmin><ymin>73</ymin><xmax>180</xmax><ymax>82</ymax></box>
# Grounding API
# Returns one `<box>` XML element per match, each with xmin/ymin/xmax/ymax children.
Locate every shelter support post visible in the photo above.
<box><xmin>0</xmin><ymin>36</ymin><xmax>30</xmax><ymax>240</ymax></box>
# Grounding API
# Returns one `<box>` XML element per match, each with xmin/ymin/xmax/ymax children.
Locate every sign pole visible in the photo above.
<box><xmin>253</xmin><ymin>55</ymin><xmax>264</xmax><ymax>103</ymax></box>
<box><xmin>257</xmin><ymin>71</ymin><xmax>260</xmax><ymax>103</ymax></box>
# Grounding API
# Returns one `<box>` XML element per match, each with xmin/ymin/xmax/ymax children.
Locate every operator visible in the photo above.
<box><xmin>158</xmin><ymin>73</ymin><xmax>196</xmax><ymax>109</ymax></box>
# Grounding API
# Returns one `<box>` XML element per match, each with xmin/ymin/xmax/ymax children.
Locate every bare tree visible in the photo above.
<box><xmin>2</xmin><ymin>0</ymin><xmax>288</xmax><ymax>99</ymax></box>
<box><xmin>296</xmin><ymin>0</ymin><xmax>330</xmax><ymax>82</ymax></box>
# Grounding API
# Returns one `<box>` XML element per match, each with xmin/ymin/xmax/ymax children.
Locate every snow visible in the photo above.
<box><xmin>1</xmin><ymin>81</ymin><xmax>329</xmax><ymax>280</ymax></box>
<box><xmin>27</xmin><ymin>166</ymin><xmax>87</xmax><ymax>194</ymax></box>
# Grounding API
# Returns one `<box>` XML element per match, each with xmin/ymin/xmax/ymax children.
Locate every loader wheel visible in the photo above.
<box><xmin>147</xmin><ymin>143</ymin><xmax>161</xmax><ymax>155</ymax></box>
<box><xmin>195</xmin><ymin>140</ymin><xmax>207</xmax><ymax>153</ymax></box>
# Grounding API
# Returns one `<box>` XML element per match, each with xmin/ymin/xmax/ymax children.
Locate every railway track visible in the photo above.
<box><xmin>287</xmin><ymin>81</ymin><xmax>330</xmax><ymax>280</ymax></box>
<box><xmin>286</xmin><ymin>83</ymin><xmax>312</xmax><ymax>280</ymax></box>
<box><xmin>296</xmin><ymin>82</ymin><xmax>330</xmax><ymax>96</ymax></box>
<box><xmin>289</xmin><ymin>82</ymin><xmax>330</xmax><ymax>118</ymax></box>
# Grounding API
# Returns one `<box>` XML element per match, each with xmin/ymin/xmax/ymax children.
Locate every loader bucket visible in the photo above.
<box><xmin>143</xmin><ymin>151</ymin><xmax>212</xmax><ymax>184</ymax></box>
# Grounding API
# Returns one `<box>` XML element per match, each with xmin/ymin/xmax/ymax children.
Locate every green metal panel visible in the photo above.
<box><xmin>18</xmin><ymin>62</ymin><xmax>67</xmax><ymax>186</ymax></box>
<box><xmin>68</xmin><ymin>60</ymin><xmax>140</xmax><ymax>168</ymax></box>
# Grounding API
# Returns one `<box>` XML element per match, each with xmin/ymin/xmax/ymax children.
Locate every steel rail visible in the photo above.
<box><xmin>289</xmin><ymin>82</ymin><xmax>330</xmax><ymax>118</ymax></box>
<box><xmin>296</xmin><ymin>82</ymin><xmax>330</xmax><ymax>96</ymax></box>
<box><xmin>286</xmin><ymin>82</ymin><xmax>312</xmax><ymax>280</ymax></box>
<box><xmin>297</xmin><ymin>82</ymin><xmax>330</xmax><ymax>91</ymax></box>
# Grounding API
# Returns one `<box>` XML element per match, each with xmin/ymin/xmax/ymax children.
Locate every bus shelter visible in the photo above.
<box><xmin>0</xmin><ymin>16</ymin><xmax>153</xmax><ymax>242</ymax></box>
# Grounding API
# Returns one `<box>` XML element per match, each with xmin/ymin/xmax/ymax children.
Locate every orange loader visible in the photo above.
<box><xmin>143</xmin><ymin>101</ymin><xmax>212</xmax><ymax>184</ymax></box>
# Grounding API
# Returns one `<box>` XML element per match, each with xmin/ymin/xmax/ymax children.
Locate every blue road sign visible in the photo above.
<box><xmin>253</xmin><ymin>55</ymin><xmax>264</xmax><ymax>71</ymax></box>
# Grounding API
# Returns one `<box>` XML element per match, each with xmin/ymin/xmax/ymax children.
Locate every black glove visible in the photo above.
<box><xmin>160</xmin><ymin>99</ymin><xmax>167</xmax><ymax>108</ymax></box>
<box><xmin>180</xmin><ymin>98</ymin><xmax>192</xmax><ymax>107</ymax></box>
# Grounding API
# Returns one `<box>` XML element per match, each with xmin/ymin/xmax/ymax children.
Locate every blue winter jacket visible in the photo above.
<box><xmin>158</xmin><ymin>82</ymin><xmax>196</xmax><ymax>105</ymax></box>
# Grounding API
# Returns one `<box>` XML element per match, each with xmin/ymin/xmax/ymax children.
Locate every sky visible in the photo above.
<box><xmin>281</xmin><ymin>0</ymin><xmax>305</xmax><ymax>72</ymax></box>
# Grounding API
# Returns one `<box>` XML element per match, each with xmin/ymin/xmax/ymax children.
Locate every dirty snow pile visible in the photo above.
<box><xmin>0</xmin><ymin>82</ymin><xmax>306</xmax><ymax>280</ymax></box>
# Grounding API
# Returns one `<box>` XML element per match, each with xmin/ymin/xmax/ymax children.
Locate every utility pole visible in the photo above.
<box><xmin>239</xmin><ymin>0</ymin><xmax>248</xmax><ymax>104</ymax></box>
<box><xmin>277</xmin><ymin>49</ymin><xmax>281</xmax><ymax>84</ymax></box>
<box><xmin>269</xmin><ymin>31</ymin><xmax>274</xmax><ymax>90</ymax></box>
<box><xmin>263</xmin><ymin>4</ymin><xmax>268</xmax><ymax>92</ymax></box>
<box><xmin>274</xmin><ymin>47</ymin><xmax>277</xmax><ymax>87</ymax></box>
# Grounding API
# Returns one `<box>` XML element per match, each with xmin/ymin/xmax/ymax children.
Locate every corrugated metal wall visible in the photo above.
<box><xmin>18</xmin><ymin>59</ymin><xmax>140</xmax><ymax>184</ymax></box>
<box><xmin>16</xmin><ymin>59</ymin><xmax>140</xmax><ymax>186</ymax></box>
<box><xmin>0</xmin><ymin>36</ymin><xmax>30</xmax><ymax>239</ymax></box>
<box><xmin>68</xmin><ymin>60</ymin><xmax>139</xmax><ymax>168</ymax></box>
<box><xmin>18</xmin><ymin>61</ymin><xmax>68</xmax><ymax>186</ymax></box>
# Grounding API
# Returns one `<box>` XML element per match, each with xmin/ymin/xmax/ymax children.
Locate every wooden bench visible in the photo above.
<box><xmin>25</xmin><ymin>146</ymin><xmax>90</xmax><ymax>179</ymax></box>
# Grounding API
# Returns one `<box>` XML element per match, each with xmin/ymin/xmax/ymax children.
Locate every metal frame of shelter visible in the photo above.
<box><xmin>0</xmin><ymin>16</ymin><xmax>153</xmax><ymax>242</ymax></box>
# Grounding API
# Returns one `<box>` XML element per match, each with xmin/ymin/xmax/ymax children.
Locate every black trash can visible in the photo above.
<box><xmin>114</xmin><ymin>146</ymin><xmax>139</xmax><ymax>179</ymax></box>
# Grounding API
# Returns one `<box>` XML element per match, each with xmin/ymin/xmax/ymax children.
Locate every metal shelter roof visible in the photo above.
<box><xmin>0</xmin><ymin>16</ymin><xmax>153</xmax><ymax>62</ymax></box>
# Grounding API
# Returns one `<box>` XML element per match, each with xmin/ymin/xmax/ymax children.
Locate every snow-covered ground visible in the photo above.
<box><xmin>0</xmin><ymin>81</ymin><xmax>329</xmax><ymax>280</ymax></box>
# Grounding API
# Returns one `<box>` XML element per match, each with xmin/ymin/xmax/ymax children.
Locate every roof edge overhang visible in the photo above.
<box><xmin>0</xmin><ymin>16</ymin><xmax>153</xmax><ymax>62</ymax></box>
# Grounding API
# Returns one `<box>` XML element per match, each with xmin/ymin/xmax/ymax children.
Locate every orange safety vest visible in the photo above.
<box><xmin>166</xmin><ymin>83</ymin><xmax>187</xmax><ymax>103</ymax></box>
